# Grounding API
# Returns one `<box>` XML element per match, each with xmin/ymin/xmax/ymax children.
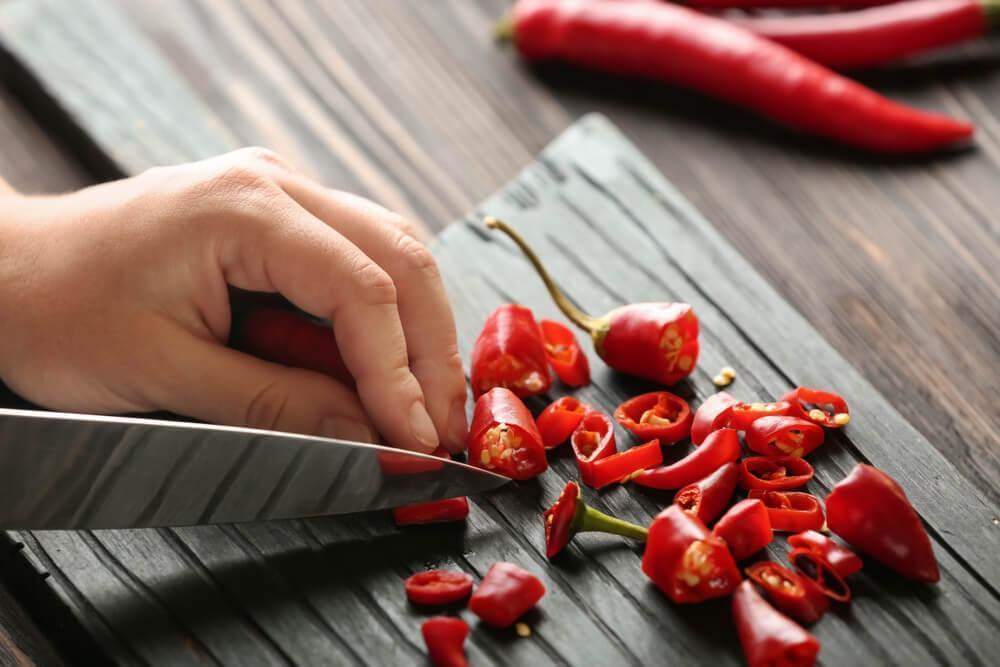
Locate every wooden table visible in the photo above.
<box><xmin>0</xmin><ymin>1</ymin><xmax>997</xmax><ymax>664</ymax></box>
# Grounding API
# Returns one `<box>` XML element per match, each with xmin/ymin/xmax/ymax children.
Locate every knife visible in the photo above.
<box><xmin>0</xmin><ymin>408</ymin><xmax>509</xmax><ymax>530</ymax></box>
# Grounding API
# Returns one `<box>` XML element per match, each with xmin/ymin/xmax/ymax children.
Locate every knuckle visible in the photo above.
<box><xmin>394</xmin><ymin>232</ymin><xmax>439</xmax><ymax>280</ymax></box>
<box><xmin>386</xmin><ymin>213</ymin><xmax>420</xmax><ymax>239</ymax></box>
<box><xmin>350</xmin><ymin>260</ymin><xmax>398</xmax><ymax>305</ymax></box>
<box><xmin>243</xmin><ymin>377</ymin><xmax>292</xmax><ymax>431</ymax></box>
<box><xmin>236</xmin><ymin>146</ymin><xmax>289</xmax><ymax>171</ymax></box>
<box><xmin>201</xmin><ymin>165</ymin><xmax>282</xmax><ymax>209</ymax></box>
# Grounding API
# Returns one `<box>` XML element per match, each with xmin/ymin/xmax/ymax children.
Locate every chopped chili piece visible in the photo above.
<box><xmin>748</xmin><ymin>490</ymin><xmax>825</xmax><ymax>533</ymax></box>
<box><xmin>788</xmin><ymin>530</ymin><xmax>863</xmax><ymax>579</ymax></box>
<box><xmin>614</xmin><ymin>391</ymin><xmax>692</xmax><ymax>445</ymax></box>
<box><xmin>539</xmin><ymin>319</ymin><xmax>590</xmax><ymax>386</ymax></box>
<box><xmin>632</xmin><ymin>428</ymin><xmax>741</xmax><ymax>490</ymax></box>
<box><xmin>642</xmin><ymin>505</ymin><xmax>741</xmax><ymax>604</ymax></box>
<box><xmin>746</xmin><ymin>561</ymin><xmax>829</xmax><ymax>625</ymax></box>
<box><xmin>469</xmin><ymin>388</ymin><xmax>547</xmax><ymax>480</ymax></box>
<box><xmin>673</xmin><ymin>462</ymin><xmax>739</xmax><ymax>524</ymax></box>
<box><xmin>712</xmin><ymin>499</ymin><xmax>773</xmax><ymax>561</ymax></box>
<box><xmin>732</xmin><ymin>580</ymin><xmax>821</xmax><ymax>667</ymax></box>
<box><xmin>746</xmin><ymin>416</ymin><xmax>825</xmax><ymax>458</ymax></box>
<box><xmin>393</xmin><ymin>498</ymin><xmax>470</xmax><ymax>526</ymax></box>
<box><xmin>543</xmin><ymin>481</ymin><xmax>649</xmax><ymax>558</ymax></box>
<box><xmin>826</xmin><ymin>463</ymin><xmax>939</xmax><ymax>582</ymax></box>
<box><xmin>421</xmin><ymin>616</ymin><xmax>469</xmax><ymax>667</ymax></box>
<box><xmin>469</xmin><ymin>562</ymin><xmax>546</xmax><ymax>627</ymax></box>
<box><xmin>789</xmin><ymin>548</ymin><xmax>852</xmax><ymax>603</ymax></box>
<box><xmin>378</xmin><ymin>446</ymin><xmax>449</xmax><ymax>477</ymax></box>
<box><xmin>571</xmin><ymin>411</ymin><xmax>617</xmax><ymax>486</ymax></box>
<box><xmin>405</xmin><ymin>570</ymin><xmax>475</xmax><ymax>606</ymax></box>
<box><xmin>783</xmin><ymin>387</ymin><xmax>850</xmax><ymax>428</ymax></box>
<box><xmin>470</xmin><ymin>304</ymin><xmax>551</xmax><ymax>398</ymax></box>
<box><xmin>740</xmin><ymin>456</ymin><xmax>815</xmax><ymax>491</ymax></box>
<box><xmin>536</xmin><ymin>396</ymin><xmax>588</xmax><ymax>449</ymax></box>
<box><xmin>589</xmin><ymin>440</ymin><xmax>664</xmax><ymax>489</ymax></box>
<box><xmin>690</xmin><ymin>391</ymin><xmax>739</xmax><ymax>445</ymax></box>
<box><xmin>729</xmin><ymin>400</ymin><xmax>793</xmax><ymax>432</ymax></box>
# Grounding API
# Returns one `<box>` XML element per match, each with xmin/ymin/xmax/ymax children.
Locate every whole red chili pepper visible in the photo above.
<box><xmin>234</xmin><ymin>307</ymin><xmax>350</xmax><ymax>382</ymax></box>
<box><xmin>789</xmin><ymin>548</ymin><xmax>852</xmax><ymax>603</ymax></box>
<box><xmin>469</xmin><ymin>562</ymin><xmax>546</xmax><ymax>627</ymax></box>
<box><xmin>571</xmin><ymin>410</ymin><xmax>617</xmax><ymax>486</ymax></box>
<box><xmin>783</xmin><ymin>387</ymin><xmax>850</xmax><ymax>428</ymax></box>
<box><xmin>788</xmin><ymin>530</ymin><xmax>863</xmax><ymax>579</ymax></box>
<box><xmin>673</xmin><ymin>461</ymin><xmax>739</xmax><ymax>524</ymax></box>
<box><xmin>826</xmin><ymin>463</ymin><xmax>939</xmax><ymax>582</ymax></box>
<box><xmin>732</xmin><ymin>580</ymin><xmax>821</xmax><ymax>667</ymax></box>
<box><xmin>470</xmin><ymin>304</ymin><xmax>551</xmax><ymax>398</ymax></box>
<box><xmin>543</xmin><ymin>481</ymin><xmax>649</xmax><ymax>558</ymax></box>
<box><xmin>642</xmin><ymin>505</ymin><xmax>741</xmax><ymax>604</ymax></box>
<box><xmin>749</xmin><ymin>490</ymin><xmax>825</xmax><ymax>532</ymax></box>
<box><xmin>393</xmin><ymin>497</ymin><xmax>470</xmax><ymax>526</ymax></box>
<box><xmin>536</xmin><ymin>396</ymin><xmax>588</xmax><ymax>449</ymax></box>
<box><xmin>690</xmin><ymin>391</ymin><xmax>739</xmax><ymax>445</ymax></box>
<box><xmin>588</xmin><ymin>439</ymin><xmax>664</xmax><ymax>489</ymax></box>
<box><xmin>539</xmin><ymin>319</ymin><xmax>590</xmax><ymax>386</ymax></box>
<box><xmin>468</xmin><ymin>387</ymin><xmax>547</xmax><ymax>479</ymax></box>
<box><xmin>740</xmin><ymin>456</ymin><xmax>815</xmax><ymax>491</ymax></box>
<box><xmin>405</xmin><ymin>570</ymin><xmax>475</xmax><ymax>606</ymax></box>
<box><xmin>485</xmin><ymin>218</ymin><xmax>699</xmax><ymax>386</ymax></box>
<box><xmin>421</xmin><ymin>616</ymin><xmax>469</xmax><ymax>667</ymax></box>
<box><xmin>632</xmin><ymin>428</ymin><xmax>741</xmax><ymax>490</ymax></box>
<box><xmin>745</xmin><ymin>561</ymin><xmax>829</xmax><ymax>625</ymax></box>
<box><xmin>729</xmin><ymin>400</ymin><xmax>793</xmax><ymax>432</ymax></box>
<box><xmin>614</xmin><ymin>391</ymin><xmax>692</xmax><ymax>444</ymax></box>
<box><xmin>746</xmin><ymin>416</ymin><xmax>825</xmax><ymax>458</ymax></box>
<box><xmin>499</xmin><ymin>0</ymin><xmax>972</xmax><ymax>154</ymax></box>
<box><xmin>712</xmin><ymin>499</ymin><xmax>773</xmax><ymax>561</ymax></box>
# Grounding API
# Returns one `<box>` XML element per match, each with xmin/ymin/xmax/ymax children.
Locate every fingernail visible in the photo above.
<box><xmin>409</xmin><ymin>401</ymin><xmax>439</xmax><ymax>453</ymax></box>
<box><xmin>320</xmin><ymin>417</ymin><xmax>374</xmax><ymax>443</ymax></box>
<box><xmin>446</xmin><ymin>397</ymin><xmax>469</xmax><ymax>452</ymax></box>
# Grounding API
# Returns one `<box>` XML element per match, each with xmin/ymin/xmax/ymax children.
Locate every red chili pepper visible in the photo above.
<box><xmin>746</xmin><ymin>417</ymin><xmax>825</xmax><ymax>458</ymax></box>
<box><xmin>789</xmin><ymin>548</ymin><xmax>852</xmax><ymax>603</ymax></box>
<box><xmin>745</xmin><ymin>561</ymin><xmax>829</xmax><ymax>626</ymax></box>
<box><xmin>536</xmin><ymin>396</ymin><xmax>588</xmax><ymax>449</ymax></box>
<box><xmin>470</xmin><ymin>304</ymin><xmax>551</xmax><ymax>398</ymax></box>
<box><xmin>732</xmin><ymin>580</ymin><xmax>821</xmax><ymax>667</ymax></box>
<box><xmin>468</xmin><ymin>387</ymin><xmax>547</xmax><ymax>480</ymax></box>
<box><xmin>421</xmin><ymin>616</ymin><xmax>469</xmax><ymax>667</ymax></box>
<box><xmin>826</xmin><ymin>463</ymin><xmax>939</xmax><ymax>582</ymax></box>
<box><xmin>588</xmin><ymin>439</ymin><xmax>664</xmax><ymax>489</ymax></box>
<box><xmin>405</xmin><ymin>570</ymin><xmax>475</xmax><ymax>606</ymax></box>
<box><xmin>543</xmin><ymin>481</ymin><xmax>649</xmax><ymax>558</ymax></box>
<box><xmin>783</xmin><ymin>387</ymin><xmax>850</xmax><ymax>428</ymax></box>
<box><xmin>740</xmin><ymin>456</ymin><xmax>814</xmax><ymax>491</ymax></box>
<box><xmin>632</xmin><ymin>428</ymin><xmax>740</xmax><ymax>490</ymax></box>
<box><xmin>234</xmin><ymin>307</ymin><xmax>350</xmax><ymax>382</ymax></box>
<box><xmin>499</xmin><ymin>0</ymin><xmax>972</xmax><ymax>154</ymax></box>
<box><xmin>673</xmin><ymin>462</ymin><xmax>739</xmax><ymax>524</ymax></box>
<box><xmin>729</xmin><ymin>400</ymin><xmax>793</xmax><ymax>432</ymax></box>
<box><xmin>692</xmin><ymin>0</ymin><xmax>894</xmax><ymax>6</ymax></box>
<box><xmin>539</xmin><ymin>319</ymin><xmax>590</xmax><ymax>386</ymax></box>
<box><xmin>393</xmin><ymin>497</ymin><xmax>470</xmax><ymax>526</ymax></box>
<box><xmin>571</xmin><ymin>411</ymin><xmax>617</xmax><ymax>486</ymax></box>
<box><xmin>614</xmin><ymin>391</ymin><xmax>692</xmax><ymax>444</ymax></box>
<box><xmin>788</xmin><ymin>530</ymin><xmax>863</xmax><ymax>579</ymax></box>
<box><xmin>468</xmin><ymin>562</ymin><xmax>546</xmax><ymax>627</ymax></box>
<box><xmin>712</xmin><ymin>499</ymin><xmax>773</xmax><ymax>561</ymax></box>
<box><xmin>690</xmin><ymin>391</ymin><xmax>739</xmax><ymax>445</ymax></box>
<box><xmin>485</xmin><ymin>218</ymin><xmax>699</xmax><ymax>386</ymax></box>
<box><xmin>377</xmin><ymin>446</ymin><xmax>449</xmax><ymax>477</ymax></box>
<box><xmin>642</xmin><ymin>505</ymin><xmax>741</xmax><ymax>604</ymax></box>
<box><xmin>748</xmin><ymin>491</ymin><xmax>825</xmax><ymax>533</ymax></box>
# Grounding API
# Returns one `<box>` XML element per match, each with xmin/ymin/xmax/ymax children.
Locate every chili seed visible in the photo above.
<box><xmin>833</xmin><ymin>412</ymin><xmax>850</xmax><ymax>426</ymax></box>
<box><xmin>720</xmin><ymin>366</ymin><xmax>736</xmax><ymax>379</ymax></box>
<box><xmin>808</xmin><ymin>408</ymin><xmax>826</xmax><ymax>422</ymax></box>
<box><xmin>712</xmin><ymin>374</ymin><xmax>730</xmax><ymax>387</ymax></box>
<box><xmin>515</xmin><ymin>622</ymin><xmax>532</xmax><ymax>638</ymax></box>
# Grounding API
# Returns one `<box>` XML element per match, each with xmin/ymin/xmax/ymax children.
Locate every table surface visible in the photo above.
<box><xmin>0</xmin><ymin>1</ymin><xmax>997</xmax><ymax>664</ymax></box>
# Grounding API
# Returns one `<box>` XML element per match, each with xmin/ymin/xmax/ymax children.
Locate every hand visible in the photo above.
<box><xmin>0</xmin><ymin>149</ymin><xmax>468</xmax><ymax>453</ymax></box>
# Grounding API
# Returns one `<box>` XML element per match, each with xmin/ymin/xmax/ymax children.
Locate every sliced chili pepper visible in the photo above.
<box><xmin>746</xmin><ymin>416</ymin><xmax>824</xmax><ymax>458</ymax></box>
<box><xmin>543</xmin><ymin>480</ymin><xmax>649</xmax><ymax>558</ymax></box>
<box><xmin>571</xmin><ymin>410</ymin><xmax>617</xmax><ymax>486</ymax></box>
<box><xmin>783</xmin><ymin>386</ymin><xmax>850</xmax><ymax>428</ymax></box>
<box><xmin>469</xmin><ymin>387</ymin><xmax>547</xmax><ymax>480</ymax></box>
<box><xmin>632</xmin><ymin>428</ymin><xmax>741</xmax><ymax>490</ymax></box>
<box><xmin>234</xmin><ymin>307</ymin><xmax>350</xmax><ymax>383</ymax></box>
<box><xmin>673</xmin><ymin>462</ymin><xmax>739</xmax><ymax>524</ymax></box>
<box><xmin>421</xmin><ymin>616</ymin><xmax>469</xmax><ymax>667</ymax></box>
<box><xmin>693</xmin><ymin>0</ymin><xmax>890</xmax><ymax>6</ymax></box>
<box><xmin>740</xmin><ymin>456</ymin><xmax>814</xmax><ymax>491</ymax></box>
<box><xmin>378</xmin><ymin>446</ymin><xmax>449</xmax><ymax>477</ymax></box>
<box><xmin>469</xmin><ymin>562</ymin><xmax>546</xmax><ymax>627</ymax></box>
<box><xmin>536</xmin><ymin>396</ymin><xmax>588</xmax><ymax>449</ymax></box>
<box><xmin>485</xmin><ymin>218</ymin><xmax>699</xmax><ymax>386</ymax></box>
<box><xmin>405</xmin><ymin>570</ymin><xmax>475</xmax><ymax>606</ymax></box>
<box><xmin>690</xmin><ymin>391</ymin><xmax>739</xmax><ymax>445</ymax></box>
<box><xmin>712</xmin><ymin>499</ymin><xmax>773</xmax><ymax>561</ymax></box>
<box><xmin>789</xmin><ymin>548</ymin><xmax>852</xmax><ymax>603</ymax></box>
<box><xmin>746</xmin><ymin>561</ymin><xmax>829</xmax><ymax>625</ymax></box>
<box><xmin>729</xmin><ymin>400</ymin><xmax>793</xmax><ymax>432</ymax></box>
<box><xmin>470</xmin><ymin>304</ymin><xmax>551</xmax><ymax>398</ymax></box>
<box><xmin>732</xmin><ymin>580</ymin><xmax>821</xmax><ymax>667</ymax></box>
<box><xmin>614</xmin><ymin>391</ymin><xmax>692</xmax><ymax>445</ymax></box>
<box><xmin>393</xmin><ymin>497</ymin><xmax>470</xmax><ymax>526</ymax></box>
<box><xmin>588</xmin><ymin>439</ymin><xmax>664</xmax><ymax>489</ymax></box>
<box><xmin>788</xmin><ymin>530</ymin><xmax>863</xmax><ymax>579</ymax></box>
<box><xmin>642</xmin><ymin>504</ymin><xmax>741</xmax><ymax>604</ymax></box>
<box><xmin>826</xmin><ymin>463</ymin><xmax>939</xmax><ymax>582</ymax></box>
<box><xmin>748</xmin><ymin>490</ymin><xmax>825</xmax><ymax>533</ymax></box>
<box><xmin>539</xmin><ymin>319</ymin><xmax>590</xmax><ymax>387</ymax></box>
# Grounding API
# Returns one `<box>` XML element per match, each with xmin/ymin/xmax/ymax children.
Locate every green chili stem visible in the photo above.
<box><xmin>578</xmin><ymin>506</ymin><xmax>649</xmax><ymax>541</ymax></box>
<box><xmin>985</xmin><ymin>0</ymin><xmax>1000</xmax><ymax>29</ymax></box>
<box><xmin>493</xmin><ymin>13</ymin><xmax>516</xmax><ymax>42</ymax></box>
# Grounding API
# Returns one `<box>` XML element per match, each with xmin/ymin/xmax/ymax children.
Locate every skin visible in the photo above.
<box><xmin>0</xmin><ymin>148</ymin><xmax>468</xmax><ymax>454</ymax></box>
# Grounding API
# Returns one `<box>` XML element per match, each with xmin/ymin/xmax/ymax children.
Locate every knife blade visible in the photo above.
<box><xmin>0</xmin><ymin>408</ymin><xmax>508</xmax><ymax>529</ymax></box>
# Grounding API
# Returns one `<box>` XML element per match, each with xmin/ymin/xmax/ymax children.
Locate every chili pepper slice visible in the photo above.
<box><xmin>729</xmin><ymin>400</ymin><xmax>793</xmax><ymax>432</ymax></box>
<box><xmin>539</xmin><ymin>319</ymin><xmax>590</xmax><ymax>387</ymax></box>
<box><xmin>378</xmin><ymin>446</ymin><xmax>449</xmax><ymax>477</ymax></box>
<box><xmin>469</xmin><ymin>387</ymin><xmax>547</xmax><ymax>480</ymax></box>
<box><xmin>536</xmin><ymin>396</ymin><xmax>588</xmax><ymax>449</ymax></box>
<box><xmin>690</xmin><ymin>391</ymin><xmax>739</xmax><ymax>445</ymax></box>
<box><xmin>712</xmin><ymin>499</ymin><xmax>773</xmax><ymax>561</ymax></box>
<box><xmin>485</xmin><ymin>218</ymin><xmax>699</xmax><ymax>386</ymax></box>
<box><xmin>421</xmin><ymin>616</ymin><xmax>469</xmax><ymax>667</ymax></box>
<box><xmin>588</xmin><ymin>439</ymin><xmax>664</xmax><ymax>489</ymax></box>
<box><xmin>234</xmin><ymin>307</ymin><xmax>350</xmax><ymax>382</ymax></box>
<box><xmin>543</xmin><ymin>480</ymin><xmax>649</xmax><ymax>558</ymax></box>
<box><xmin>748</xmin><ymin>490</ymin><xmax>825</xmax><ymax>533</ymax></box>
<box><xmin>746</xmin><ymin>561</ymin><xmax>829</xmax><ymax>626</ymax></box>
<box><xmin>783</xmin><ymin>387</ymin><xmax>850</xmax><ymax>428</ymax></box>
<box><xmin>788</xmin><ymin>530</ymin><xmax>863</xmax><ymax>579</ymax></box>
<box><xmin>405</xmin><ymin>570</ymin><xmax>475</xmax><ymax>606</ymax></box>
<box><xmin>469</xmin><ymin>562</ymin><xmax>546</xmax><ymax>627</ymax></box>
<box><xmin>692</xmin><ymin>0</ymin><xmax>891</xmax><ymax>7</ymax></box>
<box><xmin>642</xmin><ymin>504</ymin><xmax>741</xmax><ymax>604</ymax></box>
<box><xmin>673</xmin><ymin>462</ymin><xmax>739</xmax><ymax>524</ymax></box>
<box><xmin>732</xmin><ymin>579</ymin><xmax>821</xmax><ymax>667</ymax></box>
<box><xmin>632</xmin><ymin>428</ymin><xmax>741</xmax><ymax>490</ymax></box>
<box><xmin>571</xmin><ymin>410</ymin><xmax>617</xmax><ymax>486</ymax></box>
<box><xmin>614</xmin><ymin>391</ymin><xmax>692</xmax><ymax>445</ymax></box>
<box><xmin>789</xmin><ymin>548</ymin><xmax>852</xmax><ymax>603</ymax></box>
<box><xmin>826</xmin><ymin>463</ymin><xmax>939</xmax><ymax>582</ymax></box>
<box><xmin>393</xmin><ymin>497</ymin><xmax>470</xmax><ymax>526</ymax></box>
<box><xmin>470</xmin><ymin>304</ymin><xmax>551</xmax><ymax>398</ymax></box>
<box><xmin>746</xmin><ymin>416</ymin><xmax>825</xmax><ymax>458</ymax></box>
<box><xmin>740</xmin><ymin>456</ymin><xmax>814</xmax><ymax>491</ymax></box>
